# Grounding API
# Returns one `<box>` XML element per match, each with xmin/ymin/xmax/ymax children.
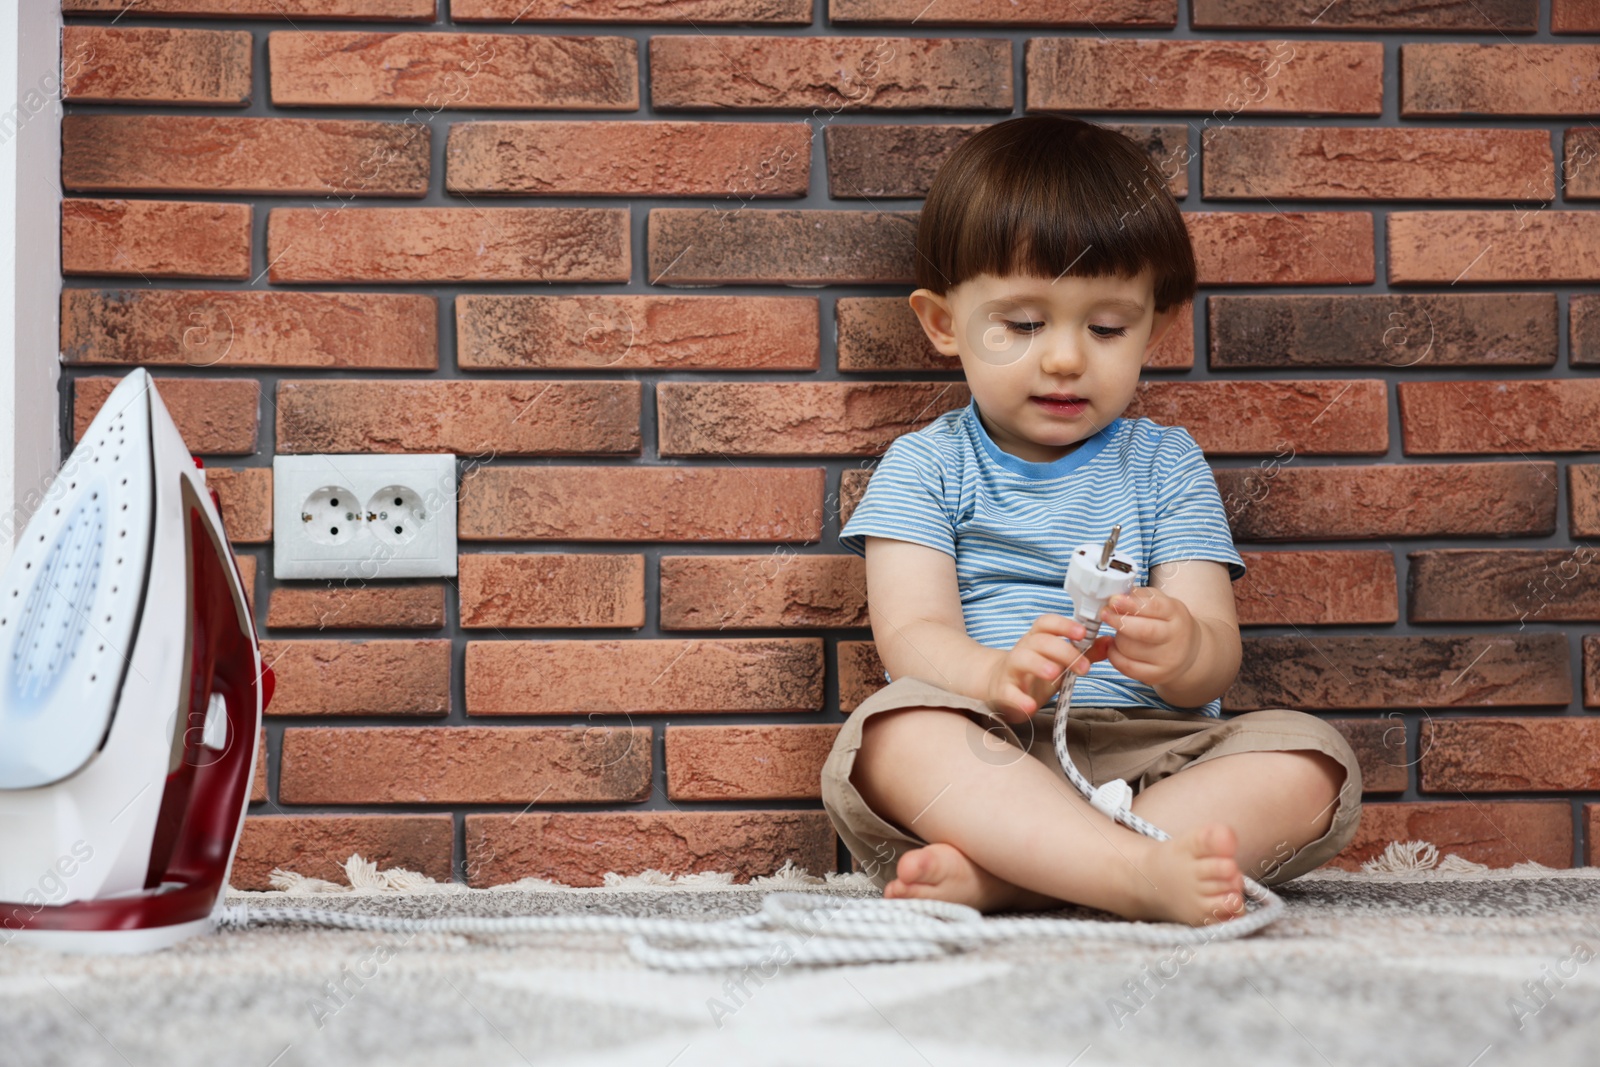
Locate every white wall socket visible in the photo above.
<box><xmin>272</xmin><ymin>454</ymin><xmax>457</xmax><ymax>580</ymax></box>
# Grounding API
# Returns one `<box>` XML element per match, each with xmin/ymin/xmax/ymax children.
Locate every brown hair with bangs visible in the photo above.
<box><xmin>914</xmin><ymin>115</ymin><xmax>1197</xmax><ymax>314</ymax></box>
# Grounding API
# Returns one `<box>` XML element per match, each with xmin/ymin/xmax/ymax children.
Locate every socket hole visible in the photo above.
<box><xmin>301</xmin><ymin>485</ymin><xmax>360</xmax><ymax>547</ymax></box>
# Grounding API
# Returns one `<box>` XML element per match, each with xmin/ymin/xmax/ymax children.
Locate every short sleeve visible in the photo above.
<box><xmin>1147</xmin><ymin>427</ymin><xmax>1247</xmax><ymax>582</ymax></box>
<box><xmin>838</xmin><ymin>435</ymin><xmax>956</xmax><ymax>560</ymax></box>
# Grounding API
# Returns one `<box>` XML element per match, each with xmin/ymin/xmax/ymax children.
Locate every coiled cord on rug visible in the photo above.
<box><xmin>220</xmin><ymin>528</ymin><xmax>1283</xmax><ymax>971</ymax></box>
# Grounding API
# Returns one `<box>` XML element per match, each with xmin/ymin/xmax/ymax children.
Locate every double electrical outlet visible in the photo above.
<box><xmin>272</xmin><ymin>454</ymin><xmax>457</xmax><ymax>579</ymax></box>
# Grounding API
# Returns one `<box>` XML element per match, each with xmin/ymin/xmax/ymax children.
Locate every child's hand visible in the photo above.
<box><xmin>985</xmin><ymin>613</ymin><xmax>1112</xmax><ymax>723</ymax></box>
<box><xmin>1098</xmin><ymin>586</ymin><xmax>1202</xmax><ymax>689</ymax></box>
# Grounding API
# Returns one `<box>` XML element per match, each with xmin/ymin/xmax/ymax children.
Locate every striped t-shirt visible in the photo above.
<box><xmin>839</xmin><ymin>395</ymin><xmax>1246</xmax><ymax>718</ymax></box>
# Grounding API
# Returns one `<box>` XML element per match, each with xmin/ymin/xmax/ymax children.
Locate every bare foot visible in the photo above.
<box><xmin>1118</xmin><ymin>822</ymin><xmax>1248</xmax><ymax>927</ymax></box>
<box><xmin>883</xmin><ymin>842</ymin><xmax>1064</xmax><ymax>914</ymax></box>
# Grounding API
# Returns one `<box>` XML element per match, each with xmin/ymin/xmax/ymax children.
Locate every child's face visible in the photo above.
<box><xmin>908</xmin><ymin>268</ymin><xmax>1177</xmax><ymax>465</ymax></box>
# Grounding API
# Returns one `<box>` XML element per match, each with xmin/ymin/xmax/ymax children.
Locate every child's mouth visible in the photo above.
<box><xmin>1031</xmin><ymin>397</ymin><xmax>1088</xmax><ymax>417</ymax></box>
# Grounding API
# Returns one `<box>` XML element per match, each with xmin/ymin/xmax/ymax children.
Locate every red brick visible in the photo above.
<box><xmin>837</xmin><ymin>640</ymin><xmax>886</xmax><ymax>713</ymax></box>
<box><xmin>1234</xmin><ymin>550</ymin><xmax>1398</xmax><ymax>627</ymax></box>
<box><xmin>1328</xmin><ymin>718</ymin><xmax>1408</xmax><ymax>794</ymax></box>
<box><xmin>648</xmin><ymin>208</ymin><xmax>919</xmax><ymax>285</ymax></box>
<box><xmin>1408</xmin><ymin>548</ymin><xmax>1600</xmax><ymax>624</ymax></box>
<box><xmin>74</xmin><ymin>375</ymin><xmax>259</xmax><ymax>456</ymax></box>
<box><xmin>1208</xmin><ymin>293</ymin><xmax>1557</xmax><ymax>370</ymax></box>
<box><xmin>251</xmin><ymin>726</ymin><xmax>266</xmax><ymax>803</ymax></box>
<box><xmin>1402</xmin><ymin>44</ymin><xmax>1600</xmax><ymax>116</ymax></box>
<box><xmin>454</xmin><ymin>0</ymin><xmax>810</xmax><ymax>18</ymax></box>
<box><xmin>267</xmin><ymin>582</ymin><xmax>445</xmax><ymax>630</ymax></box>
<box><xmin>63</xmin><ymin>25</ymin><xmax>251</xmax><ymax>106</ymax></box>
<box><xmin>1028</xmin><ymin>38</ymin><xmax>1382</xmax><ymax>114</ymax></box>
<box><xmin>659</xmin><ymin>554</ymin><xmax>867</xmax><ymax>630</ymax></box>
<box><xmin>651</xmin><ymin>35</ymin><xmax>1011</xmax><ymax>111</ymax></box>
<box><xmin>259</xmin><ymin>639</ymin><xmax>450</xmax><ymax>715</ymax></box>
<box><xmin>280</xmin><ymin>726</ymin><xmax>652</xmax><ymax>804</ymax></box>
<box><xmin>666</xmin><ymin>724</ymin><xmax>839</xmax><ymax>800</ymax></box>
<box><xmin>62</xmin><ymin>199</ymin><xmax>251</xmax><ymax>281</ymax></box>
<box><xmin>458</xmin><ymin>466</ymin><xmax>825</xmax><ymax>542</ymax></box>
<box><xmin>1203</xmin><ymin>126</ymin><xmax>1552</xmax><ymax>200</ymax></box>
<box><xmin>1400</xmin><ymin>379</ymin><xmax>1600</xmax><ymax>452</ymax></box>
<box><xmin>455</xmin><ymin>294</ymin><xmax>818</xmax><ymax>371</ymax></box>
<box><xmin>234</xmin><ymin>554</ymin><xmax>257</xmax><ymax>614</ymax></box>
<box><xmin>231</xmin><ymin>814</ymin><xmax>454</xmax><ymax>891</ymax></box>
<box><xmin>1564</xmin><ymin>127</ymin><xmax>1600</xmax><ymax>199</ymax></box>
<box><xmin>1188</xmin><ymin>212</ymin><xmax>1375</xmax><ymax>285</ymax></box>
<box><xmin>1228</xmin><ymin>633</ymin><xmax>1570</xmax><ymax>711</ymax></box>
<box><xmin>1389</xmin><ymin>211</ymin><xmax>1600</xmax><ymax>284</ymax></box>
<box><xmin>1129</xmin><ymin>379</ymin><xmax>1388</xmax><ymax>455</ymax></box>
<box><xmin>274</xmin><ymin>379</ymin><xmax>639</xmax><ymax>455</ymax></box>
<box><xmin>464</xmin><ymin>811</ymin><xmax>837</xmax><ymax>886</ymax></box>
<box><xmin>826</xmin><ymin>122</ymin><xmax>1189</xmax><ymax>199</ymax></box>
<box><xmin>465</xmin><ymin>638</ymin><xmax>823</xmax><ymax>715</ymax></box>
<box><xmin>1554</xmin><ymin>0</ymin><xmax>1600</xmax><ymax>32</ymax></box>
<box><xmin>1220</xmin><ymin>461</ymin><xmax>1556</xmax><ymax>540</ymax></box>
<box><xmin>458</xmin><ymin>553</ymin><xmax>645</xmax><ymax>629</ymax></box>
<box><xmin>836</xmin><ymin>297</ymin><xmax>1192</xmax><ymax>373</ymax></box>
<box><xmin>1574</xmin><ymin>294</ymin><xmax>1600</xmax><ymax>367</ymax></box>
<box><xmin>266</xmin><ymin>206</ymin><xmax>630</xmax><ymax>283</ymax></box>
<box><xmin>1570</xmin><ymin>465</ymin><xmax>1600</xmax><ymax>536</ymax></box>
<box><xmin>64</xmin><ymin>0</ymin><xmax>436</xmax><ymax>16</ymax></box>
<box><xmin>834</xmin><ymin>0</ymin><xmax>1175</xmax><ymax>22</ymax></box>
<box><xmin>1325</xmin><ymin>801</ymin><xmax>1570</xmax><ymax>870</ymax></box>
<box><xmin>448</xmin><ymin>121</ymin><xmax>810</xmax><ymax>196</ymax></box>
<box><xmin>269</xmin><ymin>31</ymin><xmax>638</xmax><ymax>109</ymax></box>
<box><xmin>61</xmin><ymin>289</ymin><xmax>437</xmax><ymax>370</ymax></box>
<box><xmin>1580</xmin><ymin>635</ymin><xmax>1600</xmax><ymax>708</ymax></box>
<box><xmin>209</xmin><ymin>466</ymin><xmax>272</xmax><ymax>543</ymax></box>
<box><xmin>1421</xmin><ymin>718</ymin><xmax>1600</xmax><ymax>792</ymax></box>
<box><xmin>1193</xmin><ymin>0</ymin><xmax>1535</xmax><ymax>31</ymax></box>
<box><xmin>63</xmin><ymin>115</ymin><xmax>429</xmax><ymax>198</ymax></box>
<box><xmin>658</xmin><ymin>381</ymin><xmax>970</xmax><ymax>457</ymax></box>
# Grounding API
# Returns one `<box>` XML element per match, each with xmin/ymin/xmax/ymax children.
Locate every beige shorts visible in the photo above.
<box><xmin>821</xmin><ymin>675</ymin><xmax>1364</xmax><ymax>893</ymax></box>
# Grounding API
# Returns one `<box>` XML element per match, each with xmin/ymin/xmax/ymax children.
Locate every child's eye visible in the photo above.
<box><xmin>1090</xmin><ymin>325</ymin><xmax>1127</xmax><ymax>338</ymax></box>
<box><xmin>1005</xmin><ymin>320</ymin><xmax>1044</xmax><ymax>334</ymax></box>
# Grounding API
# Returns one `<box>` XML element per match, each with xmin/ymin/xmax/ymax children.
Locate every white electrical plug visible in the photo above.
<box><xmin>1065</xmin><ymin>523</ymin><xmax>1140</xmax><ymax>647</ymax></box>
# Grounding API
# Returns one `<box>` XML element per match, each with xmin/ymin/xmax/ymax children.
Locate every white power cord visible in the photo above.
<box><xmin>220</xmin><ymin>526</ymin><xmax>1282</xmax><ymax>970</ymax></box>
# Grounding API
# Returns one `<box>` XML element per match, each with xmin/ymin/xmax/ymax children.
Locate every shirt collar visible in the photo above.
<box><xmin>965</xmin><ymin>396</ymin><xmax>1119</xmax><ymax>480</ymax></box>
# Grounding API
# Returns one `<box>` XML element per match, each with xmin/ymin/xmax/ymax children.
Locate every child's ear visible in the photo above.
<box><xmin>908</xmin><ymin>289</ymin><xmax>960</xmax><ymax>357</ymax></box>
<box><xmin>1142</xmin><ymin>303</ymin><xmax>1181</xmax><ymax>362</ymax></box>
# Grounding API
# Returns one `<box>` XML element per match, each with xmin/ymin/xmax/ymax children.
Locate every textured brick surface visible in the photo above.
<box><xmin>235</xmin><ymin>554</ymin><xmax>257</xmax><ymax>612</ymax></box>
<box><xmin>269</xmin><ymin>32</ymin><xmax>639</xmax><ymax>109</ymax></box>
<box><xmin>1203</xmin><ymin>126</ymin><xmax>1552</xmax><ymax>200</ymax></box>
<box><xmin>1554</xmin><ymin>0</ymin><xmax>1600</xmax><ymax>32</ymax></box>
<box><xmin>1328</xmin><ymin>718</ymin><xmax>1408</xmax><ymax>794</ymax></box>
<box><xmin>63</xmin><ymin>115</ymin><xmax>430</xmax><ymax>197</ymax></box>
<box><xmin>1389</xmin><ymin>211</ymin><xmax>1600</xmax><ymax>283</ymax></box>
<box><xmin>280</xmin><ymin>726</ymin><xmax>652</xmax><ymax>803</ymax></box>
<box><xmin>1187</xmin><ymin>212</ymin><xmax>1376</xmax><ymax>285</ymax></box>
<box><xmin>74</xmin><ymin>375</ymin><xmax>260</xmax><ymax>456</ymax></box>
<box><xmin>448</xmin><ymin>121</ymin><xmax>811</xmax><ymax>196</ymax></box>
<box><xmin>275</xmin><ymin>379</ymin><xmax>640</xmax><ymax>454</ymax></box>
<box><xmin>65</xmin><ymin>0</ymin><xmax>436</xmax><ymax>15</ymax></box>
<box><xmin>1402</xmin><ymin>44</ymin><xmax>1600</xmax><ymax>116</ymax></box>
<box><xmin>1027</xmin><ymin>38</ymin><xmax>1382</xmax><ymax>114</ymax></box>
<box><xmin>648</xmin><ymin>208</ymin><xmax>920</xmax><ymax>285</ymax></box>
<box><xmin>1421</xmin><ymin>718</ymin><xmax>1600</xmax><ymax>792</ymax></box>
<box><xmin>831</xmin><ymin>0</ymin><xmax>1176</xmax><ymax>23</ymax></box>
<box><xmin>62</xmin><ymin>289</ymin><xmax>437</xmax><ymax>370</ymax></box>
<box><xmin>458</xmin><ymin>466</ymin><xmax>825</xmax><ymax>542</ymax></box>
<box><xmin>231</xmin><ymin>815</ymin><xmax>454</xmax><ymax>891</ymax></box>
<box><xmin>457</xmin><ymin>553</ymin><xmax>646</xmax><ymax>629</ymax></box>
<box><xmin>1407</xmin><ymin>548</ymin><xmax>1600</xmax><ymax>624</ymax></box>
<box><xmin>464</xmin><ymin>811</ymin><xmax>838</xmax><ymax>886</ymax></box>
<box><xmin>1325</xmin><ymin>801</ymin><xmax>1571</xmax><ymax>870</ymax></box>
<box><xmin>208</xmin><ymin>466</ymin><xmax>273</xmax><ymax>543</ymax></box>
<box><xmin>1209</xmin><ymin>293</ymin><xmax>1557</xmax><ymax>369</ymax></box>
<box><xmin>258</xmin><ymin>639</ymin><xmax>451</xmax><ymax>715</ymax></box>
<box><xmin>267</xmin><ymin>582</ymin><xmax>445</xmax><ymax>629</ymax></box>
<box><xmin>63</xmin><ymin>199</ymin><xmax>251</xmax><ymax>280</ymax></box>
<box><xmin>665</xmin><ymin>724</ymin><xmax>840</xmax><ymax>800</ymax></box>
<box><xmin>1574</xmin><ymin>294</ymin><xmax>1600</xmax><ymax>367</ymax></box>
<box><xmin>1227</xmin><ymin>634</ymin><xmax>1571</xmax><ymax>711</ymax></box>
<box><xmin>1192</xmin><ymin>0</ymin><xmax>1536</xmax><ymax>30</ymax></box>
<box><xmin>1125</xmin><ymin>379</ymin><xmax>1388</xmax><ymax>455</ymax></box>
<box><xmin>455</xmin><ymin>294</ymin><xmax>819</xmax><ymax>371</ymax></box>
<box><xmin>454</xmin><ymin>0</ymin><xmax>812</xmax><ymax>21</ymax></box>
<box><xmin>837</xmin><ymin>640</ymin><xmax>886</xmax><ymax>713</ymax></box>
<box><xmin>1570</xmin><ymin>464</ymin><xmax>1600</xmax><ymax>536</ymax></box>
<box><xmin>1564</xmin><ymin>127</ymin><xmax>1600</xmax><ymax>199</ymax></box>
<box><xmin>1219</xmin><ymin>461</ymin><xmax>1556</xmax><ymax>540</ymax></box>
<box><xmin>650</xmin><ymin>35</ymin><xmax>1012</xmax><ymax>110</ymax></box>
<box><xmin>465</xmin><ymin>638</ymin><xmax>824</xmax><ymax>715</ymax></box>
<box><xmin>826</xmin><ymin>122</ymin><xmax>1188</xmax><ymax>199</ymax></box>
<box><xmin>63</xmin><ymin>25</ymin><xmax>251</xmax><ymax>105</ymax></box>
<box><xmin>659</xmin><ymin>554</ymin><xmax>868</xmax><ymax>630</ymax></box>
<box><xmin>1399</xmin><ymin>380</ymin><xmax>1600</xmax><ymax>452</ymax></box>
<box><xmin>1234</xmin><ymin>550</ymin><xmax>1398</xmax><ymax>627</ymax></box>
<box><xmin>267</xmin><ymin>207</ymin><xmax>631</xmax><ymax>283</ymax></box>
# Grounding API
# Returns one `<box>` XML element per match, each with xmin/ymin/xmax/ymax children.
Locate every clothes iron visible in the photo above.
<box><xmin>0</xmin><ymin>368</ymin><xmax>273</xmax><ymax>952</ymax></box>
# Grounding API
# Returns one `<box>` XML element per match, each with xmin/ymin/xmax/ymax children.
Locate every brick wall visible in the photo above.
<box><xmin>54</xmin><ymin>0</ymin><xmax>1600</xmax><ymax>887</ymax></box>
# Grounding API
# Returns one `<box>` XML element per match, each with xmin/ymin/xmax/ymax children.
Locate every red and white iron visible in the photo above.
<box><xmin>0</xmin><ymin>368</ymin><xmax>273</xmax><ymax>953</ymax></box>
